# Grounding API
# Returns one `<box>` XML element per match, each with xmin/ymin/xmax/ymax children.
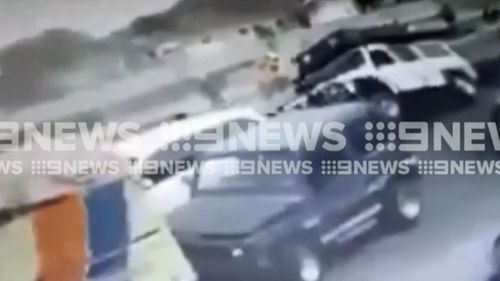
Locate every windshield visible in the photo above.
<box><xmin>303</xmin><ymin>49</ymin><xmax>365</xmax><ymax>88</ymax></box>
<box><xmin>197</xmin><ymin>151</ymin><xmax>307</xmax><ymax>194</ymax></box>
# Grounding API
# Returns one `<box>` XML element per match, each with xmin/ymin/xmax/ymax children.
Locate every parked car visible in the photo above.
<box><xmin>169</xmin><ymin>102</ymin><xmax>421</xmax><ymax>281</ymax></box>
<box><xmin>113</xmin><ymin>107</ymin><xmax>265</xmax><ymax>215</ymax></box>
<box><xmin>300</xmin><ymin>42</ymin><xmax>478</xmax><ymax>99</ymax></box>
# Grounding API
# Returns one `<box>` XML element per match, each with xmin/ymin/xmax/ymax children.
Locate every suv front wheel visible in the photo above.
<box><xmin>381</xmin><ymin>177</ymin><xmax>421</xmax><ymax>231</ymax></box>
<box><xmin>371</xmin><ymin>91</ymin><xmax>400</xmax><ymax>118</ymax></box>
<box><xmin>280</xmin><ymin>243</ymin><xmax>324</xmax><ymax>281</ymax></box>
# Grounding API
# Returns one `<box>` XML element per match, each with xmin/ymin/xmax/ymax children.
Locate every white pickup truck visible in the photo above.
<box><xmin>308</xmin><ymin>41</ymin><xmax>478</xmax><ymax>99</ymax></box>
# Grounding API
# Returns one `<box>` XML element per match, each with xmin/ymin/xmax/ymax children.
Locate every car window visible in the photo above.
<box><xmin>389</xmin><ymin>45</ymin><xmax>419</xmax><ymax>62</ymax></box>
<box><xmin>300</xmin><ymin>49</ymin><xmax>365</xmax><ymax>87</ymax></box>
<box><xmin>369</xmin><ymin>50</ymin><xmax>395</xmax><ymax>68</ymax></box>
<box><xmin>306</xmin><ymin>141</ymin><xmax>352</xmax><ymax>190</ymax></box>
<box><xmin>143</xmin><ymin>118</ymin><xmax>260</xmax><ymax>183</ymax></box>
<box><xmin>308</xmin><ymin>151</ymin><xmax>351</xmax><ymax>190</ymax></box>
<box><xmin>197</xmin><ymin>152</ymin><xmax>303</xmax><ymax>193</ymax></box>
<box><xmin>309</xmin><ymin>83</ymin><xmax>353</xmax><ymax>106</ymax></box>
<box><xmin>336</xmin><ymin>50</ymin><xmax>365</xmax><ymax>73</ymax></box>
<box><xmin>416</xmin><ymin>43</ymin><xmax>450</xmax><ymax>58</ymax></box>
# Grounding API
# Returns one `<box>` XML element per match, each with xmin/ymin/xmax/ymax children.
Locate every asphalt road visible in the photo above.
<box><xmin>323</xmin><ymin>86</ymin><xmax>500</xmax><ymax>281</ymax></box>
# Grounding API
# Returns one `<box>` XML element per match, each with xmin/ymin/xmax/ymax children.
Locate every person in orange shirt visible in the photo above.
<box><xmin>32</xmin><ymin>194</ymin><xmax>86</xmax><ymax>281</ymax></box>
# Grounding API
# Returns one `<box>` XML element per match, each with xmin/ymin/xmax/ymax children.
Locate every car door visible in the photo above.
<box><xmin>309</xmin><ymin>118</ymin><xmax>382</xmax><ymax>246</ymax></box>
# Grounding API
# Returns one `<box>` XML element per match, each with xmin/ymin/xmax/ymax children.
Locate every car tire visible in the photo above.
<box><xmin>281</xmin><ymin>244</ymin><xmax>324</xmax><ymax>281</ymax></box>
<box><xmin>356</xmin><ymin>78</ymin><xmax>401</xmax><ymax>118</ymax></box>
<box><xmin>371</xmin><ymin>91</ymin><xmax>401</xmax><ymax>118</ymax></box>
<box><xmin>381</xmin><ymin>176</ymin><xmax>421</xmax><ymax>231</ymax></box>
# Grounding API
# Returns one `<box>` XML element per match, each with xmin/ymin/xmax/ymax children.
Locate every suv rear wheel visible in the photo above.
<box><xmin>371</xmin><ymin>91</ymin><xmax>400</xmax><ymax>118</ymax></box>
<box><xmin>356</xmin><ymin>79</ymin><xmax>400</xmax><ymax>118</ymax></box>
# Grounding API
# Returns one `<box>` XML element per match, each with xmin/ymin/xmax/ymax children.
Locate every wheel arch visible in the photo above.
<box><xmin>443</xmin><ymin>68</ymin><xmax>475</xmax><ymax>81</ymax></box>
<box><xmin>353</xmin><ymin>76</ymin><xmax>399</xmax><ymax>98</ymax></box>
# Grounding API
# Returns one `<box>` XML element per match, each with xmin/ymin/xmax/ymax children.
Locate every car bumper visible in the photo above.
<box><xmin>180</xmin><ymin>243</ymin><xmax>278</xmax><ymax>281</ymax></box>
<box><xmin>196</xmin><ymin>262</ymin><xmax>276</xmax><ymax>281</ymax></box>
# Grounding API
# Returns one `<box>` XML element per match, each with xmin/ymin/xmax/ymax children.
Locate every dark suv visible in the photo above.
<box><xmin>168</xmin><ymin>103</ymin><xmax>421</xmax><ymax>281</ymax></box>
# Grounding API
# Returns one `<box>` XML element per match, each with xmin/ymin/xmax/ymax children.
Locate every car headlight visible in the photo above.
<box><xmin>232</xmin><ymin>247</ymin><xmax>245</xmax><ymax>258</ymax></box>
